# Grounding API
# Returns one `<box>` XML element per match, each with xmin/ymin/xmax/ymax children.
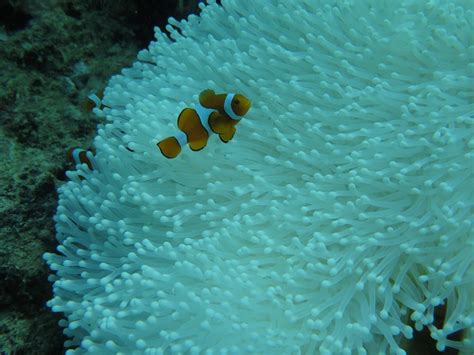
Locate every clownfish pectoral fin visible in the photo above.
<box><xmin>209</xmin><ymin>112</ymin><xmax>232</xmax><ymax>134</ymax></box>
<box><xmin>219</xmin><ymin>126</ymin><xmax>236</xmax><ymax>143</ymax></box>
<box><xmin>157</xmin><ymin>136</ymin><xmax>182</xmax><ymax>159</ymax></box>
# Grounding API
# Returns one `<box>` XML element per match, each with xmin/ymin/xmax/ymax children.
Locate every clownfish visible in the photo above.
<box><xmin>67</xmin><ymin>147</ymin><xmax>95</xmax><ymax>176</ymax></box>
<box><xmin>157</xmin><ymin>89</ymin><xmax>251</xmax><ymax>159</ymax></box>
<box><xmin>84</xmin><ymin>89</ymin><xmax>110</xmax><ymax>112</ymax></box>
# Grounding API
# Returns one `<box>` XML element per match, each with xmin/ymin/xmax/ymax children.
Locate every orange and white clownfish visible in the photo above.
<box><xmin>66</xmin><ymin>147</ymin><xmax>95</xmax><ymax>171</ymax></box>
<box><xmin>84</xmin><ymin>89</ymin><xmax>109</xmax><ymax>112</ymax></box>
<box><xmin>157</xmin><ymin>89</ymin><xmax>251</xmax><ymax>159</ymax></box>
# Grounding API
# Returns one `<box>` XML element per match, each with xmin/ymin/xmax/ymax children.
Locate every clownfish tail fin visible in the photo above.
<box><xmin>157</xmin><ymin>136</ymin><xmax>183</xmax><ymax>159</ymax></box>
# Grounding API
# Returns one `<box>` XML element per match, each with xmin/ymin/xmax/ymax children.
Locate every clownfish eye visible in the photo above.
<box><xmin>234</xmin><ymin>99</ymin><xmax>240</xmax><ymax>105</ymax></box>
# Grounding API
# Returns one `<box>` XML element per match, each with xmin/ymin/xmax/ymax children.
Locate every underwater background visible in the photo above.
<box><xmin>0</xmin><ymin>0</ymin><xmax>470</xmax><ymax>354</ymax></box>
<box><xmin>0</xmin><ymin>1</ymin><xmax>200</xmax><ymax>353</ymax></box>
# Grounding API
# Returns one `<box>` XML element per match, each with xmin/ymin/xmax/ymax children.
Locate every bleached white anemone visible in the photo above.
<box><xmin>45</xmin><ymin>0</ymin><xmax>474</xmax><ymax>353</ymax></box>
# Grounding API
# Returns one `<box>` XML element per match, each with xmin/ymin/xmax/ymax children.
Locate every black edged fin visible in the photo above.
<box><xmin>189</xmin><ymin>137</ymin><xmax>208</xmax><ymax>151</ymax></box>
<box><xmin>219</xmin><ymin>127</ymin><xmax>236</xmax><ymax>143</ymax></box>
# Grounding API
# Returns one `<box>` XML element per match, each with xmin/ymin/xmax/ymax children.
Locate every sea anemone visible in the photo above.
<box><xmin>45</xmin><ymin>0</ymin><xmax>474</xmax><ymax>353</ymax></box>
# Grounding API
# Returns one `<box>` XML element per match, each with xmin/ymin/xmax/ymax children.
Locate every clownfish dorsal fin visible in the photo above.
<box><xmin>199</xmin><ymin>89</ymin><xmax>227</xmax><ymax>111</ymax></box>
<box><xmin>198</xmin><ymin>89</ymin><xmax>215</xmax><ymax>107</ymax></box>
